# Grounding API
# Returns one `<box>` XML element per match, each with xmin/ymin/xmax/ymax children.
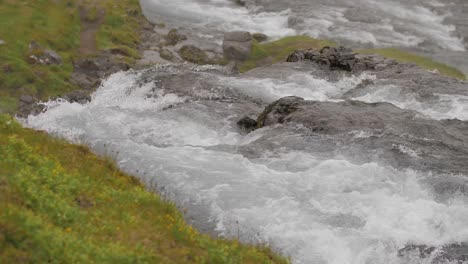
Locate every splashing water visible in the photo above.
<box><xmin>24</xmin><ymin>66</ymin><xmax>468</xmax><ymax>264</ymax></box>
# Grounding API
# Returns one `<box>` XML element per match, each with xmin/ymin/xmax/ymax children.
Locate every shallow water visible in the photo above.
<box><xmin>24</xmin><ymin>63</ymin><xmax>468</xmax><ymax>263</ymax></box>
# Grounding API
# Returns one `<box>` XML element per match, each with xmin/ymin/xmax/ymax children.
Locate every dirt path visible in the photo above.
<box><xmin>78</xmin><ymin>4</ymin><xmax>105</xmax><ymax>56</ymax></box>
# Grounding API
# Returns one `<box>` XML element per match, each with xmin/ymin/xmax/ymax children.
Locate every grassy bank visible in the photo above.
<box><xmin>239</xmin><ymin>36</ymin><xmax>466</xmax><ymax>80</ymax></box>
<box><xmin>0</xmin><ymin>0</ymin><xmax>142</xmax><ymax>114</ymax></box>
<box><xmin>358</xmin><ymin>48</ymin><xmax>466</xmax><ymax>80</ymax></box>
<box><xmin>0</xmin><ymin>115</ymin><xmax>288</xmax><ymax>263</ymax></box>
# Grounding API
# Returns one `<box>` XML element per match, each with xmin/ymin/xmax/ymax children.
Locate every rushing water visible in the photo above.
<box><xmin>140</xmin><ymin>0</ymin><xmax>468</xmax><ymax>74</ymax></box>
<box><xmin>23</xmin><ymin>0</ymin><xmax>468</xmax><ymax>263</ymax></box>
<box><xmin>24</xmin><ymin>62</ymin><xmax>468</xmax><ymax>263</ymax></box>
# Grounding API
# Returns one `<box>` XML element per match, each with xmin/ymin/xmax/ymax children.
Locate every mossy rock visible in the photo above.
<box><xmin>178</xmin><ymin>45</ymin><xmax>209</xmax><ymax>64</ymax></box>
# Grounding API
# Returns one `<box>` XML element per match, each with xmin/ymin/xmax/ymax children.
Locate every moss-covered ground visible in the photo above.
<box><xmin>0</xmin><ymin>115</ymin><xmax>288</xmax><ymax>263</ymax></box>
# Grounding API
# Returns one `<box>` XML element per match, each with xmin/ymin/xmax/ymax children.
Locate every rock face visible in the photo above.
<box><xmin>223</xmin><ymin>31</ymin><xmax>253</xmax><ymax>61</ymax></box>
<box><xmin>287</xmin><ymin>46</ymin><xmax>359</xmax><ymax>71</ymax></box>
<box><xmin>27</xmin><ymin>41</ymin><xmax>62</xmax><ymax>65</ymax></box>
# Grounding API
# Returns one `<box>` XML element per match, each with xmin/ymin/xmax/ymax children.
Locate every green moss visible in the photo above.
<box><xmin>239</xmin><ymin>36</ymin><xmax>336</xmax><ymax>72</ymax></box>
<box><xmin>358</xmin><ymin>48</ymin><xmax>466</xmax><ymax>80</ymax></box>
<box><xmin>0</xmin><ymin>114</ymin><xmax>289</xmax><ymax>263</ymax></box>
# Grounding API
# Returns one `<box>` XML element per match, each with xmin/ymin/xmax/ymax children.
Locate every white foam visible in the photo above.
<box><xmin>142</xmin><ymin>0</ymin><xmax>295</xmax><ymax>39</ymax></box>
<box><xmin>354</xmin><ymin>85</ymin><xmax>468</xmax><ymax>121</ymax></box>
<box><xmin>223</xmin><ymin>72</ymin><xmax>375</xmax><ymax>102</ymax></box>
<box><xmin>23</xmin><ymin>70</ymin><xmax>468</xmax><ymax>264</ymax></box>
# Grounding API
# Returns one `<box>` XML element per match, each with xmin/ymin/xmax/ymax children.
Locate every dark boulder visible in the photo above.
<box><xmin>237</xmin><ymin>116</ymin><xmax>258</xmax><ymax>132</ymax></box>
<box><xmin>257</xmin><ymin>96</ymin><xmax>304</xmax><ymax>128</ymax></box>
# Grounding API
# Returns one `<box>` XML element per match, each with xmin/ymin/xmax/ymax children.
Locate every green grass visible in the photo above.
<box><xmin>94</xmin><ymin>0</ymin><xmax>142</xmax><ymax>61</ymax></box>
<box><xmin>239</xmin><ymin>35</ymin><xmax>335</xmax><ymax>72</ymax></box>
<box><xmin>0</xmin><ymin>114</ymin><xmax>289</xmax><ymax>263</ymax></box>
<box><xmin>0</xmin><ymin>0</ymin><xmax>81</xmax><ymax>112</ymax></box>
<box><xmin>358</xmin><ymin>48</ymin><xmax>466</xmax><ymax>80</ymax></box>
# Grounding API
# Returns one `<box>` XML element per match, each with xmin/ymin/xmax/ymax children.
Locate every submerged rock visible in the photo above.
<box><xmin>237</xmin><ymin>116</ymin><xmax>258</xmax><ymax>131</ymax></box>
<box><xmin>223</xmin><ymin>31</ymin><xmax>253</xmax><ymax>61</ymax></box>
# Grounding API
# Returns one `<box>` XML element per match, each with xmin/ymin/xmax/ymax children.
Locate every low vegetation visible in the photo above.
<box><xmin>0</xmin><ymin>115</ymin><xmax>288</xmax><ymax>263</ymax></box>
<box><xmin>239</xmin><ymin>35</ymin><xmax>335</xmax><ymax>72</ymax></box>
<box><xmin>358</xmin><ymin>48</ymin><xmax>466</xmax><ymax>80</ymax></box>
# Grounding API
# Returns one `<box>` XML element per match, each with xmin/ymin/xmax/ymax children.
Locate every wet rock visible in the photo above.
<box><xmin>17</xmin><ymin>95</ymin><xmax>46</xmax><ymax>118</ymax></box>
<box><xmin>223</xmin><ymin>31</ymin><xmax>253</xmax><ymax>61</ymax></box>
<box><xmin>257</xmin><ymin>96</ymin><xmax>305</xmax><ymax>128</ymax></box>
<box><xmin>398</xmin><ymin>243</ymin><xmax>468</xmax><ymax>263</ymax></box>
<box><xmin>27</xmin><ymin>40</ymin><xmax>62</xmax><ymax>65</ymax></box>
<box><xmin>287</xmin><ymin>46</ymin><xmax>358</xmax><ymax>71</ymax></box>
<box><xmin>179</xmin><ymin>45</ymin><xmax>209</xmax><ymax>64</ymax></box>
<box><xmin>61</xmin><ymin>90</ymin><xmax>91</xmax><ymax>104</ymax></box>
<box><xmin>165</xmin><ymin>29</ymin><xmax>187</xmax><ymax>46</ymax></box>
<box><xmin>237</xmin><ymin>116</ymin><xmax>258</xmax><ymax>131</ymax></box>
<box><xmin>257</xmin><ymin>96</ymin><xmax>410</xmax><ymax>135</ymax></box>
<box><xmin>252</xmin><ymin>33</ymin><xmax>268</xmax><ymax>43</ymax></box>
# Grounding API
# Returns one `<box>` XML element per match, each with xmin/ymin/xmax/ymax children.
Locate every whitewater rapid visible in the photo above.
<box><xmin>24</xmin><ymin>64</ymin><xmax>468</xmax><ymax>264</ymax></box>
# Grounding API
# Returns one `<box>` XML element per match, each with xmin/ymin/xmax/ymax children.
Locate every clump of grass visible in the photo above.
<box><xmin>239</xmin><ymin>35</ymin><xmax>335</xmax><ymax>72</ymax></box>
<box><xmin>358</xmin><ymin>48</ymin><xmax>466</xmax><ymax>80</ymax></box>
<box><xmin>0</xmin><ymin>114</ymin><xmax>289</xmax><ymax>264</ymax></box>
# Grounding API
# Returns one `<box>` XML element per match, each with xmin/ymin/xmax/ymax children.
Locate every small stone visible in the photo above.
<box><xmin>0</xmin><ymin>39</ymin><xmax>5</xmax><ymax>45</ymax></box>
